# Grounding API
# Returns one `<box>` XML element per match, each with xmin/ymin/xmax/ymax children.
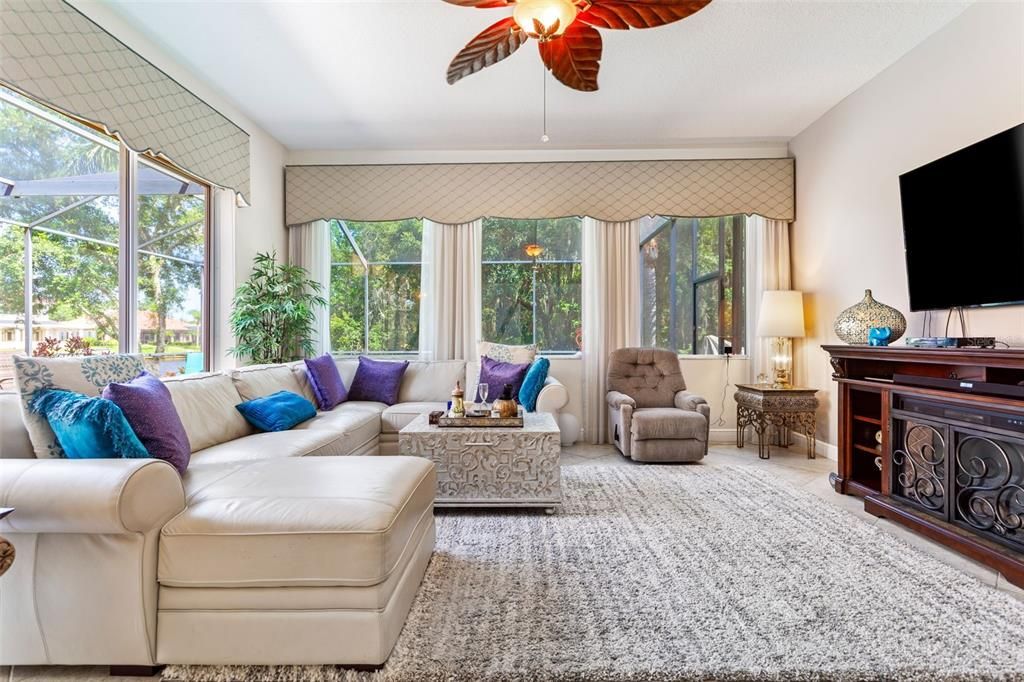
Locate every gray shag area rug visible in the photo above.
<box><xmin>164</xmin><ymin>464</ymin><xmax>1024</xmax><ymax>682</ymax></box>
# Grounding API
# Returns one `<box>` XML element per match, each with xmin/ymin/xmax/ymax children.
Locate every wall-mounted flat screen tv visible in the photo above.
<box><xmin>900</xmin><ymin>122</ymin><xmax>1024</xmax><ymax>311</ymax></box>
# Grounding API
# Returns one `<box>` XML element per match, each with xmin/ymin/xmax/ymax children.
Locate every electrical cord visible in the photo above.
<box><xmin>713</xmin><ymin>353</ymin><xmax>731</xmax><ymax>427</ymax></box>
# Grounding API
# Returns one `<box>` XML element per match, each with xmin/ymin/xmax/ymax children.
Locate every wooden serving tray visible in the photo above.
<box><xmin>437</xmin><ymin>416</ymin><xmax>524</xmax><ymax>428</ymax></box>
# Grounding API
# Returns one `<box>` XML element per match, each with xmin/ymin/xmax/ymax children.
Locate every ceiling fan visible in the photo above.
<box><xmin>444</xmin><ymin>0</ymin><xmax>712</xmax><ymax>92</ymax></box>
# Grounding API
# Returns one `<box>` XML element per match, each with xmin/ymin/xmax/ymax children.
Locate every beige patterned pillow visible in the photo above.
<box><xmin>13</xmin><ymin>354</ymin><xmax>145</xmax><ymax>458</ymax></box>
<box><xmin>476</xmin><ymin>341</ymin><xmax>538</xmax><ymax>364</ymax></box>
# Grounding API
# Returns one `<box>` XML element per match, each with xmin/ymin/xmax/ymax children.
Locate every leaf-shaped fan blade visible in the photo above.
<box><xmin>578</xmin><ymin>0</ymin><xmax>712</xmax><ymax>30</ymax></box>
<box><xmin>538</xmin><ymin>23</ymin><xmax>602</xmax><ymax>92</ymax></box>
<box><xmin>442</xmin><ymin>0</ymin><xmax>515</xmax><ymax>7</ymax></box>
<box><xmin>447</xmin><ymin>16</ymin><xmax>528</xmax><ymax>85</ymax></box>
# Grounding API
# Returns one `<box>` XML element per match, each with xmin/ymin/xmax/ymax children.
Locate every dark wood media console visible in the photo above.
<box><xmin>824</xmin><ymin>345</ymin><xmax>1024</xmax><ymax>588</ymax></box>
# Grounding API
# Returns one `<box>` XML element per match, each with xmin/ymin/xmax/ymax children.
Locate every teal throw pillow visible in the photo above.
<box><xmin>29</xmin><ymin>389</ymin><xmax>149</xmax><ymax>460</ymax></box>
<box><xmin>518</xmin><ymin>357</ymin><xmax>550</xmax><ymax>412</ymax></box>
<box><xmin>236</xmin><ymin>390</ymin><xmax>317</xmax><ymax>432</ymax></box>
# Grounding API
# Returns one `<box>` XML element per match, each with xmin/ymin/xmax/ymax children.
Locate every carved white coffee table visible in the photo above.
<box><xmin>398</xmin><ymin>412</ymin><xmax>562</xmax><ymax>512</ymax></box>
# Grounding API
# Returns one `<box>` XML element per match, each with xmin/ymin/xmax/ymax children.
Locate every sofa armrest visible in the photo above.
<box><xmin>674</xmin><ymin>390</ymin><xmax>708</xmax><ymax>413</ymax></box>
<box><xmin>535</xmin><ymin>375</ymin><xmax>569</xmax><ymax>414</ymax></box>
<box><xmin>0</xmin><ymin>458</ymin><xmax>185</xmax><ymax>535</ymax></box>
<box><xmin>606</xmin><ymin>391</ymin><xmax>636</xmax><ymax>409</ymax></box>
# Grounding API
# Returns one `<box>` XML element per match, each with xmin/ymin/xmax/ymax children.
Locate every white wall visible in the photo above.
<box><xmin>789</xmin><ymin>1</ymin><xmax>1024</xmax><ymax>446</ymax></box>
<box><xmin>69</xmin><ymin>1</ymin><xmax>289</xmax><ymax>368</ymax></box>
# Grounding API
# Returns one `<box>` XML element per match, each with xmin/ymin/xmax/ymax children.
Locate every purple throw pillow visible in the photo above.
<box><xmin>304</xmin><ymin>354</ymin><xmax>347</xmax><ymax>410</ymax></box>
<box><xmin>102</xmin><ymin>372</ymin><xmax>190</xmax><ymax>475</ymax></box>
<box><xmin>347</xmin><ymin>356</ymin><xmax>409</xmax><ymax>406</ymax></box>
<box><xmin>477</xmin><ymin>355</ymin><xmax>531</xmax><ymax>403</ymax></box>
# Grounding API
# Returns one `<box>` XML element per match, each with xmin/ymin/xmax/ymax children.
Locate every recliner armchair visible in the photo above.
<box><xmin>606</xmin><ymin>347</ymin><xmax>710</xmax><ymax>462</ymax></box>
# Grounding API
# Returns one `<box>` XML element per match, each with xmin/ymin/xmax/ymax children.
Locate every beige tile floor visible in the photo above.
<box><xmin>7</xmin><ymin>443</ymin><xmax>1022</xmax><ymax>681</ymax></box>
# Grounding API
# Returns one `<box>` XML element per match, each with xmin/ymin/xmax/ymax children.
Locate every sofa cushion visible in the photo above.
<box><xmin>631</xmin><ymin>408</ymin><xmax>707</xmax><ymax>442</ymax></box>
<box><xmin>519</xmin><ymin>358</ymin><xmax>550</xmax><ymax>412</ymax></box>
<box><xmin>28</xmin><ymin>389</ymin><xmax>148</xmax><ymax>461</ymax></box>
<box><xmin>477</xmin><ymin>341</ymin><xmax>537</xmax><ymax>364</ymax></box>
<box><xmin>477</xmin><ymin>355</ymin><xmax>530</xmax><ymax>404</ymax></box>
<box><xmin>186</xmin><ymin>429</ymin><xmax>350</xmax><ymax>469</ymax></box>
<box><xmin>348</xmin><ymin>357</ymin><xmax>409</xmax><ymax>405</ymax></box>
<box><xmin>304</xmin><ymin>354</ymin><xmax>348</xmax><ymax>410</ymax></box>
<box><xmin>103</xmin><ymin>371</ymin><xmax>191</xmax><ymax>474</ymax></box>
<box><xmin>293</xmin><ymin>405</ymin><xmax>382</xmax><ymax>454</ymax></box>
<box><xmin>381</xmin><ymin>402</ymin><xmax>447</xmax><ymax>434</ymax></box>
<box><xmin>230</xmin><ymin>363</ymin><xmax>314</xmax><ymax>402</ymax></box>
<box><xmin>164</xmin><ymin>373</ymin><xmax>253</xmax><ymax>452</ymax></box>
<box><xmin>397</xmin><ymin>361</ymin><xmax>465</xmax><ymax>403</ymax></box>
<box><xmin>159</xmin><ymin>456</ymin><xmax>436</xmax><ymax>588</ymax></box>
<box><xmin>13</xmin><ymin>353</ymin><xmax>145</xmax><ymax>458</ymax></box>
<box><xmin>236</xmin><ymin>390</ymin><xmax>317</xmax><ymax>432</ymax></box>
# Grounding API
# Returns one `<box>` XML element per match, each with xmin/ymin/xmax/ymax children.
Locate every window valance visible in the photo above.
<box><xmin>285</xmin><ymin>158</ymin><xmax>794</xmax><ymax>226</ymax></box>
<box><xmin>0</xmin><ymin>0</ymin><xmax>251</xmax><ymax>201</ymax></box>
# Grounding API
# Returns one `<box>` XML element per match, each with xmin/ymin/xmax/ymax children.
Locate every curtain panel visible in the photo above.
<box><xmin>285</xmin><ymin>159</ymin><xmax>794</xmax><ymax>226</ymax></box>
<box><xmin>288</xmin><ymin>221</ymin><xmax>332</xmax><ymax>357</ymax></box>
<box><xmin>212</xmin><ymin>188</ymin><xmax>238</xmax><ymax>370</ymax></box>
<box><xmin>581</xmin><ymin>218</ymin><xmax>642</xmax><ymax>444</ymax></box>
<box><xmin>1</xmin><ymin>0</ymin><xmax>251</xmax><ymax>200</ymax></box>
<box><xmin>418</xmin><ymin>220</ymin><xmax>482</xmax><ymax>362</ymax></box>
<box><xmin>746</xmin><ymin>216</ymin><xmax>793</xmax><ymax>383</ymax></box>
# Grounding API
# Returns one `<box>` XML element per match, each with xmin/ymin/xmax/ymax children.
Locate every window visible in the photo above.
<box><xmin>135</xmin><ymin>159</ymin><xmax>208</xmax><ymax>374</ymax></box>
<box><xmin>481</xmin><ymin>217</ymin><xmax>582</xmax><ymax>353</ymax></box>
<box><xmin>639</xmin><ymin>216</ymin><xmax>745</xmax><ymax>355</ymax></box>
<box><xmin>0</xmin><ymin>88</ymin><xmax>210</xmax><ymax>386</ymax></box>
<box><xmin>329</xmin><ymin>219</ymin><xmax>422</xmax><ymax>354</ymax></box>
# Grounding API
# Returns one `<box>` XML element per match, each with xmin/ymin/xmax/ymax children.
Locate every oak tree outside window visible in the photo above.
<box><xmin>481</xmin><ymin>217</ymin><xmax>582</xmax><ymax>353</ymax></box>
<box><xmin>329</xmin><ymin>219</ymin><xmax>423</xmax><ymax>354</ymax></box>
<box><xmin>640</xmin><ymin>215</ymin><xmax>746</xmax><ymax>355</ymax></box>
<box><xmin>0</xmin><ymin>88</ymin><xmax>210</xmax><ymax>386</ymax></box>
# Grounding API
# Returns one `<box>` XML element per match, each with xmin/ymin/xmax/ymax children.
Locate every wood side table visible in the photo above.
<box><xmin>735</xmin><ymin>384</ymin><xmax>819</xmax><ymax>459</ymax></box>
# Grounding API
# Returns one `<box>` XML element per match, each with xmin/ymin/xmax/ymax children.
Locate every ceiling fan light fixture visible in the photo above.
<box><xmin>513</xmin><ymin>0</ymin><xmax>578</xmax><ymax>41</ymax></box>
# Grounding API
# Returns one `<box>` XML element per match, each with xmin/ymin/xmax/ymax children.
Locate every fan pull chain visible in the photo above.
<box><xmin>541</xmin><ymin>62</ymin><xmax>550</xmax><ymax>143</ymax></box>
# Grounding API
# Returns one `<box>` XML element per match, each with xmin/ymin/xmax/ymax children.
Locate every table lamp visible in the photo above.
<box><xmin>756</xmin><ymin>290</ymin><xmax>805</xmax><ymax>388</ymax></box>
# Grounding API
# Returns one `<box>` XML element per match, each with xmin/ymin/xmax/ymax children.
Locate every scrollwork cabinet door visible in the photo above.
<box><xmin>891</xmin><ymin>415</ymin><xmax>950</xmax><ymax>519</ymax></box>
<box><xmin>952</xmin><ymin>429</ymin><xmax>1024</xmax><ymax>553</ymax></box>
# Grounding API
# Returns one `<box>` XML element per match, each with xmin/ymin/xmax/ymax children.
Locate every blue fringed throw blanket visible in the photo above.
<box><xmin>30</xmin><ymin>389</ymin><xmax>149</xmax><ymax>460</ymax></box>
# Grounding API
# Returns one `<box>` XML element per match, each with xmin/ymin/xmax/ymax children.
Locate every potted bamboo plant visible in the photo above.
<box><xmin>229</xmin><ymin>251</ymin><xmax>326</xmax><ymax>364</ymax></box>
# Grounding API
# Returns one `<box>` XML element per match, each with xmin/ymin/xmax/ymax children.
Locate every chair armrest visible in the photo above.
<box><xmin>0</xmin><ymin>458</ymin><xmax>185</xmax><ymax>535</ymax></box>
<box><xmin>606</xmin><ymin>391</ymin><xmax>636</xmax><ymax>409</ymax></box>
<box><xmin>674</xmin><ymin>390</ymin><xmax>708</xmax><ymax>413</ymax></box>
<box><xmin>535</xmin><ymin>375</ymin><xmax>568</xmax><ymax>413</ymax></box>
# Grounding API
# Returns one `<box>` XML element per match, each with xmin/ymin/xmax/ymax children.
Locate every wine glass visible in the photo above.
<box><xmin>478</xmin><ymin>383</ymin><xmax>489</xmax><ymax>412</ymax></box>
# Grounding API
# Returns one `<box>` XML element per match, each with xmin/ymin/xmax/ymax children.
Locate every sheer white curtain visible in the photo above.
<box><xmin>418</xmin><ymin>219</ymin><xmax>482</xmax><ymax>362</ymax></box>
<box><xmin>746</xmin><ymin>215</ymin><xmax>793</xmax><ymax>383</ymax></box>
<box><xmin>581</xmin><ymin>218</ymin><xmax>641</xmax><ymax>444</ymax></box>
<box><xmin>211</xmin><ymin>187</ymin><xmax>237</xmax><ymax>370</ymax></box>
<box><xmin>288</xmin><ymin>219</ymin><xmax>332</xmax><ymax>357</ymax></box>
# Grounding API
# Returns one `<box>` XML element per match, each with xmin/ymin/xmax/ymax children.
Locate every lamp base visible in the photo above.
<box><xmin>770</xmin><ymin>335</ymin><xmax>792</xmax><ymax>389</ymax></box>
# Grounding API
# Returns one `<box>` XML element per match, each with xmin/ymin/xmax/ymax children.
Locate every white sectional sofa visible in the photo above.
<box><xmin>0</xmin><ymin>356</ymin><xmax>568</xmax><ymax>670</ymax></box>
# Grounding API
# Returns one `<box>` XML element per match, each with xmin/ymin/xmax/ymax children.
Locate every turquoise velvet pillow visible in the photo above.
<box><xmin>518</xmin><ymin>357</ymin><xmax>550</xmax><ymax>412</ymax></box>
<box><xmin>236</xmin><ymin>390</ymin><xmax>316</xmax><ymax>432</ymax></box>
<box><xmin>29</xmin><ymin>389</ymin><xmax>149</xmax><ymax>460</ymax></box>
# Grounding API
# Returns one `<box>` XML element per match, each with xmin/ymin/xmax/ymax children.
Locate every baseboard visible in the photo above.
<box><xmin>709</xmin><ymin>428</ymin><xmax>736</xmax><ymax>444</ymax></box>
<box><xmin>789</xmin><ymin>432</ymin><xmax>838</xmax><ymax>461</ymax></box>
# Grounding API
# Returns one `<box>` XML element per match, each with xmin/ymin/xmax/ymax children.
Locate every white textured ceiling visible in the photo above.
<box><xmin>94</xmin><ymin>0</ymin><xmax>972</xmax><ymax>151</ymax></box>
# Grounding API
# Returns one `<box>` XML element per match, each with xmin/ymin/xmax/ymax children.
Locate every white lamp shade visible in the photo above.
<box><xmin>757</xmin><ymin>290</ymin><xmax>806</xmax><ymax>338</ymax></box>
